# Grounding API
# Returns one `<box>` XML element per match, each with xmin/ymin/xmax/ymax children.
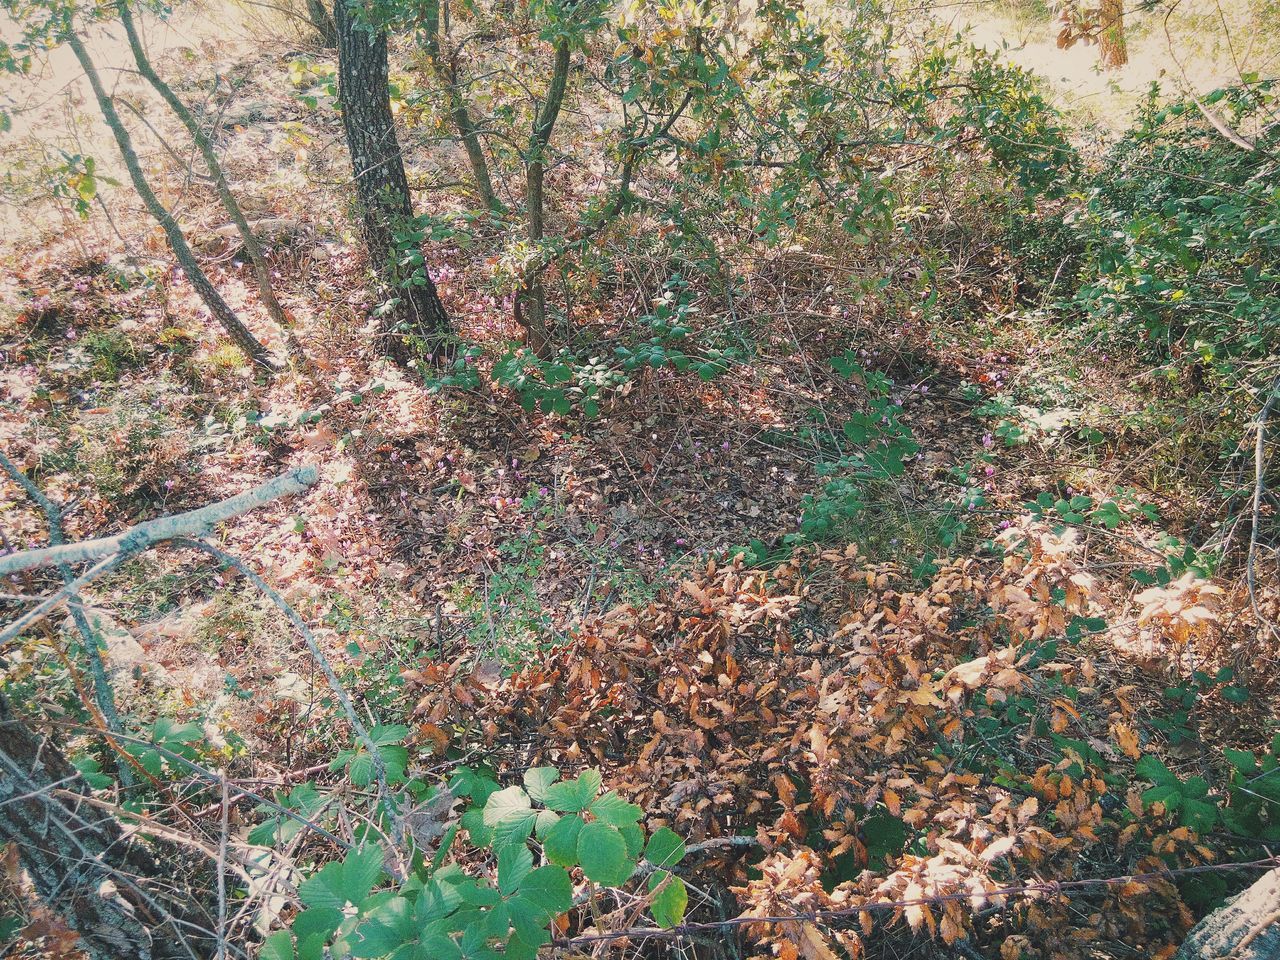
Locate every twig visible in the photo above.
<box><xmin>0</xmin><ymin>450</ymin><xmax>132</xmax><ymax>785</ymax></box>
<box><xmin>0</xmin><ymin>553</ymin><xmax>128</xmax><ymax>646</ymax></box>
<box><xmin>35</xmin><ymin>719</ymin><xmax>352</xmax><ymax>850</ymax></box>
<box><xmin>216</xmin><ymin>776</ymin><xmax>229</xmax><ymax>960</ymax></box>
<box><xmin>1246</xmin><ymin>375</ymin><xmax>1280</xmax><ymax>643</ymax></box>
<box><xmin>169</xmin><ymin>538</ymin><xmax>404</xmax><ymax>856</ymax></box>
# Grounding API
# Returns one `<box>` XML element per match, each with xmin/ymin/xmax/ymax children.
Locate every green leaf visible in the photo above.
<box><xmin>644</xmin><ymin>827</ymin><xmax>686</xmax><ymax>868</ymax></box>
<box><xmin>1135</xmin><ymin>754</ymin><xmax>1179</xmax><ymax>787</ymax></box>
<box><xmin>543</xmin><ymin>770</ymin><xmax>602</xmax><ymax>812</ymax></box>
<box><xmin>648</xmin><ymin>871</ymin><xmax>688</xmax><ymax>928</ymax></box>
<box><xmin>589</xmin><ymin>791</ymin><xmax>643</xmax><ymax>827</ymax></box>
<box><xmin>492</xmin><ymin>811</ymin><xmax>537</xmax><ymax>852</ymax></box>
<box><xmin>1143</xmin><ymin>784</ymin><xmax>1183</xmax><ymax>812</ymax></box>
<box><xmin>619</xmin><ymin>822</ymin><xmax>644</xmax><ymax>859</ymax></box>
<box><xmin>577</xmin><ymin>821</ymin><xmax>633</xmax><ymax>886</ymax></box>
<box><xmin>349</xmin><ymin>919</ymin><xmax>405</xmax><ymax>958</ymax></box>
<box><xmin>523</xmin><ymin>767</ymin><xmax>559</xmax><ymax>803</ymax></box>
<box><xmin>498</xmin><ymin>844</ymin><xmax>534</xmax><ymax>895</ymax></box>
<box><xmin>542</xmin><ymin>814</ymin><xmax>583</xmax><ymax>867</ymax></box>
<box><xmin>533</xmin><ymin>808</ymin><xmax>560</xmax><ymax>838</ymax></box>
<box><xmin>298</xmin><ymin>863</ymin><xmax>346</xmax><ymax>910</ymax></box>
<box><xmin>1181</xmin><ymin>797</ymin><xmax>1220</xmax><ymax>833</ymax></box>
<box><xmin>293</xmin><ymin>907</ymin><xmax>343</xmax><ymax>944</ymax></box>
<box><xmin>461</xmin><ymin>808</ymin><xmax>493</xmax><ymax>847</ymax></box>
<box><xmin>515</xmin><ymin>865</ymin><xmax>573</xmax><ymax>916</ymax></box>
<box><xmin>348</xmin><ymin>752</ymin><xmax>377</xmax><ymax>787</ymax></box>
<box><xmin>261</xmin><ymin>930</ymin><xmax>295</xmax><ymax>960</ymax></box>
<box><xmin>483</xmin><ymin>786</ymin><xmax>532</xmax><ymax>827</ymax></box>
<box><xmin>342</xmin><ymin>845</ymin><xmax>385</xmax><ymax>905</ymax></box>
<box><xmin>418</xmin><ymin>935</ymin><xmax>462</xmax><ymax>960</ymax></box>
<box><xmin>1225</xmin><ymin>749</ymin><xmax>1258</xmax><ymax>774</ymax></box>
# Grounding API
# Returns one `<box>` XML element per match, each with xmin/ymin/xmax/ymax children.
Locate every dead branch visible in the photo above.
<box><xmin>0</xmin><ymin>463</ymin><xmax>319</xmax><ymax>578</ymax></box>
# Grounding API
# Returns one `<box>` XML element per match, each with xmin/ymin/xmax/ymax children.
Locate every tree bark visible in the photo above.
<box><xmin>115</xmin><ymin>0</ymin><xmax>305</xmax><ymax>364</ymax></box>
<box><xmin>334</xmin><ymin>0</ymin><xmax>452</xmax><ymax>363</ymax></box>
<box><xmin>65</xmin><ymin>26</ymin><xmax>277</xmax><ymax>371</ymax></box>
<box><xmin>1174</xmin><ymin>868</ymin><xmax>1280</xmax><ymax>960</ymax></box>
<box><xmin>1098</xmin><ymin>0</ymin><xmax>1128</xmax><ymax>69</ymax></box>
<box><xmin>0</xmin><ymin>694</ymin><xmax>215</xmax><ymax>960</ymax></box>
<box><xmin>516</xmin><ymin>38</ymin><xmax>570</xmax><ymax>357</ymax></box>
<box><xmin>421</xmin><ymin>0</ymin><xmax>504</xmax><ymax>215</ymax></box>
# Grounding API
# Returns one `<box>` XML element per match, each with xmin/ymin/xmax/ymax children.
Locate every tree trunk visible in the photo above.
<box><xmin>334</xmin><ymin>0</ymin><xmax>452</xmax><ymax>363</ymax></box>
<box><xmin>115</xmin><ymin>0</ymin><xmax>306</xmax><ymax>365</ymax></box>
<box><xmin>1174</xmin><ymin>868</ymin><xmax>1280</xmax><ymax>960</ymax></box>
<box><xmin>0</xmin><ymin>694</ymin><xmax>215</xmax><ymax>960</ymax></box>
<box><xmin>516</xmin><ymin>38</ymin><xmax>570</xmax><ymax>357</ymax></box>
<box><xmin>306</xmin><ymin>0</ymin><xmax>339</xmax><ymax>47</ymax></box>
<box><xmin>65</xmin><ymin>27</ymin><xmax>277</xmax><ymax>371</ymax></box>
<box><xmin>421</xmin><ymin>0</ymin><xmax>504</xmax><ymax>215</ymax></box>
<box><xmin>1098</xmin><ymin>0</ymin><xmax>1128</xmax><ymax>69</ymax></box>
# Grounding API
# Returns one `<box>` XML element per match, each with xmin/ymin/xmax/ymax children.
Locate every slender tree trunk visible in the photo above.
<box><xmin>1098</xmin><ymin>0</ymin><xmax>1128</xmax><ymax>69</ymax></box>
<box><xmin>334</xmin><ymin>0</ymin><xmax>452</xmax><ymax>363</ymax></box>
<box><xmin>306</xmin><ymin>0</ymin><xmax>339</xmax><ymax>47</ymax></box>
<box><xmin>0</xmin><ymin>694</ymin><xmax>215</xmax><ymax>960</ymax></box>
<box><xmin>65</xmin><ymin>27</ymin><xmax>277</xmax><ymax>371</ymax></box>
<box><xmin>421</xmin><ymin>0</ymin><xmax>504</xmax><ymax>215</ymax></box>
<box><xmin>517</xmin><ymin>39</ymin><xmax>570</xmax><ymax>357</ymax></box>
<box><xmin>115</xmin><ymin>0</ymin><xmax>305</xmax><ymax>364</ymax></box>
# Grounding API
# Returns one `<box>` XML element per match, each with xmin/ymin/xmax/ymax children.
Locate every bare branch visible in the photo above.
<box><xmin>0</xmin><ymin>464</ymin><xmax>319</xmax><ymax>578</ymax></box>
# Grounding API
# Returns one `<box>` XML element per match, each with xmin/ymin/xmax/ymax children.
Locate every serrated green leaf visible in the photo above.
<box><xmin>542</xmin><ymin>814</ymin><xmax>583</xmax><ymax>866</ymax></box>
<box><xmin>418</xmin><ymin>935</ymin><xmax>462</xmax><ymax>960</ymax></box>
<box><xmin>261</xmin><ymin>930</ymin><xmax>295</xmax><ymax>960</ymax></box>
<box><xmin>498</xmin><ymin>843</ymin><xmax>533</xmax><ymax>895</ymax></box>
<box><xmin>543</xmin><ymin>770</ymin><xmax>602</xmax><ymax>812</ymax></box>
<box><xmin>644</xmin><ymin>827</ymin><xmax>686</xmax><ymax>868</ymax></box>
<box><xmin>368</xmin><ymin>724</ymin><xmax>408</xmax><ymax>746</ymax></box>
<box><xmin>1225</xmin><ymin>748</ymin><xmax>1257</xmax><ymax>774</ymax></box>
<box><xmin>619</xmin><ymin>822</ymin><xmax>644</xmax><ymax>859</ymax></box>
<box><xmin>342</xmin><ymin>845</ymin><xmax>385</xmax><ymax>905</ymax></box>
<box><xmin>461</xmin><ymin>808</ymin><xmax>493</xmax><ymax>847</ymax></box>
<box><xmin>577</xmin><ymin>821</ymin><xmax>633</xmax><ymax>886</ymax></box>
<box><xmin>648</xmin><ymin>871</ymin><xmax>688</xmax><ymax>928</ymax></box>
<box><xmin>516</xmin><ymin>865</ymin><xmax>573</xmax><ymax>916</ymax></box>
<box><xmin>1181</xmin><ymin>797</ymin><xmax>1220</xmax><ymax>833</ymax></box>
<box><xmin>483</xmin><ymin>786</ymin><xmax>532</xmax><ymax>827</ymax></box>
<box><xmin>293</xmin><ymin>907</ymin><xmax>343</xmax><ymax>944</ymax></box>
<box><xmin>298</xmin><ymin>862</ymin><xmax>346</xmax><ymax>910</ymax></box>
<box><xmin>492</xmin><ymin>812</ymin><xmax>537</xmax><ymax>852</ymax></box>
<box><xmin>523</xmin><ymin>767</ymin><xmax>559</xmax><ymax>802</ymax></box>
<box><xmin>348</xmin><ymin>919</ymin><xmax>404</xmax><ymax>958</ymax></box>
<box><xmin>1143</xmin><ymin>784</ymin><xmax>1182</xmax><ymax>811</ymax></box>
<box><xmin>348</xmin><ymin>752</ymin><xmax>377</xmax><ymax>787</ymax></box>
<box><xmin>1135</xmin><ymin>754</ymin><xmax>1179</xmax><ymax>787</ymax></box>
<box><xmin>589</xmin><ymin>791</ymin><xmax>643</xmax><ymax>827</ymax></box>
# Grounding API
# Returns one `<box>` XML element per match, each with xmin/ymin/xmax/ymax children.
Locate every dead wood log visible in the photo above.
<box><xmin>1174</xmin><ymin>868</ymin><xmax>1280</xmax><ymax>960</ymax></box>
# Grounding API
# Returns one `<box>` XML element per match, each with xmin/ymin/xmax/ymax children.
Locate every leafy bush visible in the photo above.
<box><xmin>262</xmin><ymin>763</ymin><xmax>689</xmax><ymax>960</ymax></box>
<box><xmin>1069</xmin><ymin>79</ymin><xmax>1279</xmax><ymax>366</ymax></box>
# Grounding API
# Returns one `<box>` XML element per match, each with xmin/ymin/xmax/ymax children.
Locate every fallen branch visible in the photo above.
<box><xmin>0</xmin><ymin>463</ymin><xmax>319</xmax><ymax>578</ymax></box>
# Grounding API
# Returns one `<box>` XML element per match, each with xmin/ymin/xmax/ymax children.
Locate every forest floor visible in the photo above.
<box><xmin>1</xmin><ymin>7</ymin><xmax>1277</xmax><ymax>958</ymax></box>
<box><xmin>0</xmin><ymin>0</ymin><xmax>1272</xmax><ymax>797</ymax></box>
